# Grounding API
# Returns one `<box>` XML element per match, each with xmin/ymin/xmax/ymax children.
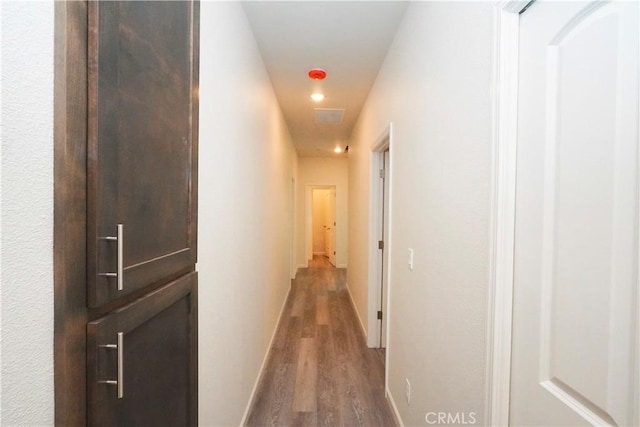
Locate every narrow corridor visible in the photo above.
<box><xmin>246</xmin><ymin>256</ymin><xmax>396</xmax><ymax>426</ymax></box>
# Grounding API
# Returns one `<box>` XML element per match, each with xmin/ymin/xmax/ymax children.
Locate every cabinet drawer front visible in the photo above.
<box><xmin>87</xmin><ymin>272</ymin><xmax>197</xmax><ymax>426</ymax></box>
<box><xmin>87</xmin><ymin>0</ymin><xmax>199</xmax><ymax>307</ymax></box>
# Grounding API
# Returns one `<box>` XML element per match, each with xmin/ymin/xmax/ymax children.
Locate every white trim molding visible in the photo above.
<box><xmin>345</xmin><ymin>282</ymin><xmax>368</xmax><ymax>341</ymax></box>
<box><xmin>486</xmin><ymin>2</ymin><xmax>531</xmax><ymax>426</ymax></box>
<box><xmin>240</xmin><ymin>285</ymin><xmax>293</xmax><ymax>425</ymax></box>
<box><xmin>387</xmin><ymin>387</ymin><xmax>405</xmax><ymax>427</ymax></box>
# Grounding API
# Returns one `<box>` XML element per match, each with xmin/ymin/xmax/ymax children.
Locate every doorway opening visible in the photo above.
<box><xmin>307</xmin><ymin>185</ymin><xmax>337</xmax><ymax>267</ymax></box>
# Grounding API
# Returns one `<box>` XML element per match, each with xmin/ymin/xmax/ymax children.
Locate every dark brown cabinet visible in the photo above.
<box><xmin>87</xmin><ymin>0</ymin><xmax>199</xmax><ymax>308</ymax></box>
<box><xmin>82</xmin><ymin>1</ymin><xmax>199</xmax><ymax>425</ymax></box>
<box><xmin>88</xmin><ymin>273</ymin><xmax>197</xmax><ymax>426</ymax></box>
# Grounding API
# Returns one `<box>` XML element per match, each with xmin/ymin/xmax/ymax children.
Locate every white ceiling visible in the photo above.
<box><xmin>242</xmin><ymin>1</ymin><xmax>409</xmax><ymax>157</ymax></box>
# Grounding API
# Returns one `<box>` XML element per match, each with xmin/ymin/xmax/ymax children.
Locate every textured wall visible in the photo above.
<box><xmin>198</xmin><ymin>2</ymin><xmax>298</xmax><ymax>425</ymax></box>
<box><xmin>1</xmin><ymin>1</ymin><xmax>56</xmax><ymax>425</ymax></box>
<box><xmin>348</xmin><ymin>3</ymin><xmax>494</xmax><ymax>425</ymax></box>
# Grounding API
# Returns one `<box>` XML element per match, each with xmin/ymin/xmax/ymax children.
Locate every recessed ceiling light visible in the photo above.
<box><xmin>334</xmin><ymin>147</ymin><xmax>342</xmax><ymax>153</ymax></box>
<box><xmin>311</xmin><ymin>93</ymin><xmax>325</xmax><ymax>102</ymax></box>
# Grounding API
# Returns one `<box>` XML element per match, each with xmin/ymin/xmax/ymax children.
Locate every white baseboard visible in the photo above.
<box><xmin>298</xmin><ymin>263</ymin><xmax>307</xmax><ymax>269</ymax></box>
<box><xmin>344</xmin><ymin>282</ymin><xmax>367</xmax><ymax>341</ymax></box>
<box><xmin>312</xmin><ymin>251</ymin><xmax>325</xmax><ymax>255</ymax></box>
<box><xmin>336</xmin><ymin>263</ymin><xmax>347</xmax><ymax>268</ymax></box>
<box><xmin>387</xmin><ymin>388</ymin><xmax>405</xmax><ymax>427</ymax></box>
<box><xmin>239</xmin><ymin>284</ymin><xmax>292</xmax><ymax>426</ymax></box>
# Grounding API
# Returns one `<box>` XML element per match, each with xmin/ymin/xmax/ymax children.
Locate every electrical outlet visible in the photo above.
<box><xmin>405</xmin><ymin>378</ymin><xmax>411</xmax><ymax>405</ymax></box>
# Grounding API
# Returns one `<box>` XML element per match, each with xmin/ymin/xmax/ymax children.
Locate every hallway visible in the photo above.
<box><xmin>246</xmin><ymin>256</ymin><xmax>395</xmax><ymax>426</ymax></box>
<box><xmin>5</xmin><ymin>1</ymin><xmax>639</xmax><ymax>425</ymax></box>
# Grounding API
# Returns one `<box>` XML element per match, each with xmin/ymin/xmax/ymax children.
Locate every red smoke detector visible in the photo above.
<box><xmin>308</xmin><ymin>69</ymin><xmax>327</xmax><ymax>80</ymax></box>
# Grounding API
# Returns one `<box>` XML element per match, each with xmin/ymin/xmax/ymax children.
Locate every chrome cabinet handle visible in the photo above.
<box><xmin>99</xmin><ymin>332</ymin><xmax>124</xmax><ymax>399</ymax></box>
<box><xmin>117</xmin><ymin>331</ymin><xmax>123</xmax><ymax>398</ymax></box>
<box><xmin>116</xmin><ymin>224</ymin><xmax>123</xmax><ymax>291</ymax></box>
<box><xmin>99</xmin><ymin>224</ymin><xmax>124</xmax><ymax>291</ymax></box>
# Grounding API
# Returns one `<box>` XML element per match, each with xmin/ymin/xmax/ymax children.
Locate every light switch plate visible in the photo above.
<box><xmin>408</xmin><ymin>248</ymin><xmax>414</xmax><ymax>270</ymax></box>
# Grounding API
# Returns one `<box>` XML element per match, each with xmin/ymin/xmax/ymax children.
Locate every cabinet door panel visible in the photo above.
<box><xmin>87</xmin><ymin>1</ymin><xmax>199</xmax><ymax>307</ymax></box>
<box><xmin>87</xmin><ymin>272</ymin><xmax>197</xmax><ymax>426</ymax></box>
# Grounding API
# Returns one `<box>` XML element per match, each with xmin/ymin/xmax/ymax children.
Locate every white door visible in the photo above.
<box><xmin>326</xmin><ymin>188</ymin><xmax>336</xmax><ymax>266</ymax></box>
<box><xmin>312</xmin><ymin>189</ymin><xmax>327</xmax><ymax>256</ymax></box>
<box><xmin>324</xmin><ymin>191</ymin><xmax>331</xmax><ymax>259</ymax></box>
<box><xmin>510</xmin><ymin>2</ymin><xmax>639</xmax><ymax>426</ymax></box>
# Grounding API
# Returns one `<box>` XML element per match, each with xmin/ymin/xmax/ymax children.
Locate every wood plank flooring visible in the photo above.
<box><xmin>246</xmin><ymin>256</ymin><xmax>396</xmax><ymax>427</ymax></box>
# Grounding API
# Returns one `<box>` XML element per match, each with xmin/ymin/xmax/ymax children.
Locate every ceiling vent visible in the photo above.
<box><xmin>315</xmin><ymin>108</ymin><xmax>344</xmax><ymax>124</ymax></box>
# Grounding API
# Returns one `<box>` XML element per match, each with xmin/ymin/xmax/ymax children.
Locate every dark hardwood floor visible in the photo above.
<box><xmin>246</xmin><ymin>255</ymin><xmax>396</xmax><ymax>427</ymax></box>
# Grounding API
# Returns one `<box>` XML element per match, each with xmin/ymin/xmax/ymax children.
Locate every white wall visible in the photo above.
<box><xmin>0</xmin><ymin>2</ymin><xmax>55</xmax><ymax>425</ymax></box>
<box><xmin>296</xmin><ymin>157</ymin><xmax>348</xmax><ymax>268</ymax></box>
<box><xmin>348</xmin><ymin>3</ymin><xmax>494</xmax><ymax>425</ymax></box>
<box><xmin>198</xmin><ymin>2</ymin><xmax>298</xmax><ymax>425</ymax></box>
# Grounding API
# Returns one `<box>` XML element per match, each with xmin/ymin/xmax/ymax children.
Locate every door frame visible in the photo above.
<box><xmin>486</xmin><ymin>1</ymin><xmax>534</xmax><ymax>426</ymax></box>
<box><xmin>305</xmin><ymin>184</ymin><xmax>337</xmax><ymax>266</ymax></box>
<box><xmin>368</xmin><ymin>124</ymin><xmax>393</xmax><ymax>352</ymax></box>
